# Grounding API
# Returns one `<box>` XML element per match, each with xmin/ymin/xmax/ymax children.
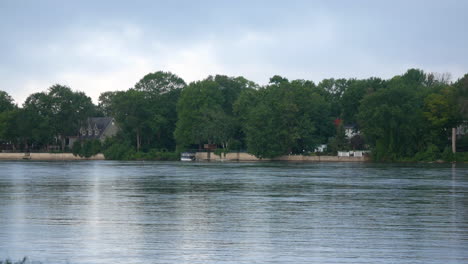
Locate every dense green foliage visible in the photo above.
<box><xmin>1</xmin><ymin>69</ymin><xmax>468</xmax><ymax>162</ymax></box>
<box><xmin>72</xmin><ymin>139</ymin><xmax>102</xmax><ymax>158</ymax></box>
<box><xmin>1</xmin><ymin>85</ymin><xmax>97</xmax><ymax>151</ymax></box>
<box><xmin>235</xmin><ymin>77</ymin><xmax>333</xmax><ymax>158</ymax></box>
<box><xmin>174</xmin><ymin>75</ymin><xmax>253</xmax><ymax>151</ymax></box>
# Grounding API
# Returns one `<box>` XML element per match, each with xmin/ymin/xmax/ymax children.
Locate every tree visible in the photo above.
<box><xmin>423</xmin><ymin>87</ymin><xmax>459</xmax><ymax>147</ymax></box>
<box><xmin>98</xmin><ymin>91</ymin><xmax>119</xmax><ymax>116</ymax></box>
<box><xmin>358</xmin><ymin>73</ymin><xmax>427</xmax><ymax>161</ymax></box>
<box><xmin>0</xmin><ymin>91</ymin><xmax>15</xmax><ymax>112</ymax></box>
<box><xmin>134</xmin><ymin>71</ymin><xmax>185</xmax><ymax>150</ymax></box>
<box><xmin>237</xmin><ymin>78</ymin><xmax>332</xmax><ymax>158</ymax></box>
<box><xmin>48</xmin><ymin>85</ymin><xmax>97</xmax><ymax>150</ymax></box>
<box><xmin>20</xmin><ymin>85</ymin><xmax>97</xmax><ymax>151</ymax></box>
<box><xmin>175</xmin><ymin>79</ymin><xmax>224</xmax><ymax>149</ymax></box>
<box><xmin>318</xmin><ymin>78</ymin><xmax>352</xmax><ymax>118</ymax></box>
<box><xmin>22</xmin><ymin>92</ymin><xmax>54</xmax><ymax>148</ymax></box>
<box><xmin>0</xmin><ymin>91</ymin><xmax>17</xmax><ymax>146</ymax></box>
<box><xmin>452</xmin><ymin>74</ymin><xmax>468</xmax><ymax>153</ymax></box>
<box><xmin>134</xmin><ymin>71</ymin><xmax>186</xmax><ymax>95</ymax></box>
<box><xmin>110</xmin><ymin>89</ymin><xmax>151</xmax><ymax>152</ymax></box>
<box><xmin>340</xmin><ymin>78</ymin><xmax>385</xmax><ymax>124</ymax></box>
<box><xmin>98</xmin><ymin>72</ymin><xmax>186</xmax><ymax>152</ymax></box>
<box><xmin>175</xmin><ymin>76</ymin><xmax>255</xmax><ymax>151</ymax></box>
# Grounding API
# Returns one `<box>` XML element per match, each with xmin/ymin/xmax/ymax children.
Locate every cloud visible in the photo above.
<box><xmin>2</xmin><ymin>22</ymin><xmax>280</xmax><ymax>104</ymax></box>
<box><xmin>1</xmin><ymin>1</ymin><xmax>468</xmax><ymax>105</ymax></box>
<box><xmin>3</xmin><ymin>22</ymin><xmax>233</xmax><ymax>104</ymax></box>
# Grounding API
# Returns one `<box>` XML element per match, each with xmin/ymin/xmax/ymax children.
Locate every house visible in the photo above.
<box><xmin>68</xmin><ymin>117</ymin><xmax>118</xmax><ymax>148</ymax></box>
<box><xmin>314</xmin><ymin>144</ymin><xmax>327</xmax><ymax>153</ymax></box>
<box><xmin>344</xmin><ymin>124</ymin><xmax>360</xmax><ymax>138</ymax></box>
<box><xmin>456</xmin><ymin>121</ymin><xmax>468</xmax><ymax>136</ymax></box>
<box><xmin>334</xmin><ymin>119</ymin><xmax>360</xmax><ymax>138</ymax></box>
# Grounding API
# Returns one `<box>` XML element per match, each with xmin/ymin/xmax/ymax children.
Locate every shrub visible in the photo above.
<box><xmin>71</xmin><ymin>141</ymin><xmax>82</xmax><ymax>156</ymax></box>
<box><xmin>413</xmin><ymin>144</ymin><xmax>440</xmax><ymax>162</ymax></box>
<box><xmin>0</xmin><ymin>257</ymin><xmax>28</xmax><ymax>264</ymax></box>
<box><xmin>442</xmin><ymin>146</ymin><xmax>454</xmax><ymax>162</ymax></box>
<box><xmin>103</xmin><ymin>142</ymin><xmax>135</xmax><ymax>160</ymax></box>
<box><xmin>454</xmin><ymin>152</ymin><xmax>468</xmax><ymax>163</ymax></box>
<box><xmin>144</xmin><ymin>149</ymin><xmax>179</xmax><ymax>160</ymax></box>
<box><xmin>72</xmin><ymin>139</ymin><xmax>102</xmax><ymax>158</ymax></box>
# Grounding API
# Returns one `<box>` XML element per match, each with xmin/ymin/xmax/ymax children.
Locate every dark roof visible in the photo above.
<box><xmin>89</xmin><ymin>117</ymin><xmax>113</xmax><ymax>130</ymax></box>
<box><xmin>79</xmin><ymin>117</ymin><xmax>114</xmax><ymax>139</ymax></box>
<box><xmin>344</xmin><ymin>123</ymin><xmax>358</xmax><ymax>129</ymax></box>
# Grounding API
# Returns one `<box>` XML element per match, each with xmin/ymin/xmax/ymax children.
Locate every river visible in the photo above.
<box><xmin>0</xmin><ymin>161</ymin><xmax>467</xmax><ymax>263</ymax></box>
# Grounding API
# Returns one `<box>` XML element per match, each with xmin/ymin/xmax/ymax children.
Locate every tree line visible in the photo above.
<box><xmin>0</xmin><ymin>69</ymin><xmax>467</xmax><ymax>161</ymax></box>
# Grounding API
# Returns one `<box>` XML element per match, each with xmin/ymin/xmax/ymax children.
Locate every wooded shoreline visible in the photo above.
<box><xmin>1</xmin><ymin>69</ymin><xmax>468</xmax><ymax>162</ymax></box>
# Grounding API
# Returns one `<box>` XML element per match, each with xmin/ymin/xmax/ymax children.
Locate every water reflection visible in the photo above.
<box><xmin>0</xmin><ymin>161</ymin><xmax>467</xmax><ymax>263</ymax></box>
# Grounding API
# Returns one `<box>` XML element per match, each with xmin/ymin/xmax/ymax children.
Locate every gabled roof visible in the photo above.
<box><xmin>88</xmin><ymin>117</ymin><xmax>113</xmax><ymax>130</ymax></box>
<box><xmin>79</xmin><ymin>117</ymin><xmax>115</xmax><ymax>139</ymax></box>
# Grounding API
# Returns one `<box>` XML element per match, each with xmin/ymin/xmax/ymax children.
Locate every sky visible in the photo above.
<box><xmin>1</xmin><ymin>0</ymin><xmax>468</xmax><ymax>104</ymax></box>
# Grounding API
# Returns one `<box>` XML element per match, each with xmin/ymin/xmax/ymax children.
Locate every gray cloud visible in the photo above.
<box><xmin>1</xmin><ymin>0</ymin><xmax>467</xmax><ymax>104</ymax></box>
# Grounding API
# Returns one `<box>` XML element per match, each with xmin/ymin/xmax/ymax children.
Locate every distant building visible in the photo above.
<box><xmin>68</xmin><ymin>117</ymin><xmax>118</xmax><ymax>148</ymax></box>
<box><xmin>334</xmin><ymin>119</ymin><xmax>360</xmax><ymax>138</ymax></box>
<box><xmin>337</xmin><ymin>151</ymin><xmax>368</xmax><ymax>157</ymax></box>
<box><xmin>456</xmin><ymin>121</ymin><xmax>468</xmax><ymax>136</ymax></box>
<box><xmin>314</xmin><ymin>144</ymin><xmax>327</xmax><ymax>153</ymax></box>
<box><xmin>344</xmin><ymin>124</ymin><xmax>360</xmax><ymax>138</ymax></box>
<box><xmin>338</xmin><ymin>151</ymin><xmax>350</xmax><ymax>157</ymax></box>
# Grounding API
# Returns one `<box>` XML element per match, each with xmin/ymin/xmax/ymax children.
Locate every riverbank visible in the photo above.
<box><xmin>195</xmin><ymin>152</ymin><xmax>370</xmax><ymax>162</ymax></box>
<box><xmin>0</xmin><ymin>152</ymin><xmax>368</xmax><ymax>162</ymax></box>
<box><xmin>0</xmin><ymin>153</ymin><xmax>104</xmax><ymax>160</ymax></box>
<box><xmin>2</xmin><ymin>152</ymin><xmax>466</xmax><ymax>163</ymax></box>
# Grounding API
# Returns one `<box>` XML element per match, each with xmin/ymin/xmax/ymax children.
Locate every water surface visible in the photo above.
<box><xmin>0</xmin><ymin>161</ymin><xmax>467</xmax><ymax>263</ymax></box>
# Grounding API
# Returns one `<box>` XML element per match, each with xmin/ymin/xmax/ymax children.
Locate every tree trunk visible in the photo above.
<box><xmin>136</xmin><ymin>131</ymin><xmax>141</xmax><ymax>152</ymax></box>
<box><xmin>61</xmin><ymin>137</ymin><xmax>66</xmax><ymax>152</ymax></box>
<box><xmin>452</xmin><ymin>127</ymin><xmax>457</xmax><ymax>153</ymax></box>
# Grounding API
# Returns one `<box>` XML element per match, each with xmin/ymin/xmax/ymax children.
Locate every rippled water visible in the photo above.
<box><xmin>0</xmin><ymin>161</ymin><xmax>467</xmax><ymax>263</ymax></box>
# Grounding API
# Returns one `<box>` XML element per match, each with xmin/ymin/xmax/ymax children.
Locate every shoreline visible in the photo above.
<box><xmin>0</xmin><ymin>152</ymin><xmax>369</xmax><ymax>162</ymax></box>
<box><xmin>194</xmin><ymin>152</ymin><xmax>370</xmax><ymax>162</ymax></box>
<box><xmin>0</xmin><ymin>153</ymin><xmax>104</xmax><ymax>161</ymax></box>
<box><xmin>1</xmin><ymin>152</ymin><xmax>464</xmax><ymax>163</ymax></box>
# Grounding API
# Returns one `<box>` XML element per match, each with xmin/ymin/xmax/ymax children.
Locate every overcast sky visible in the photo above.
<box><xmin>1</xmin><ymin>0</ymin><xmax>467</xmax><ymax>104</ymax></box>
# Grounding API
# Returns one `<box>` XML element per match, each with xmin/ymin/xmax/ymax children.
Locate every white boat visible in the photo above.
<box><xmin>180</xmin><ymin>152</ymin><xmax>195</xmax><ymax>161</ymax></box>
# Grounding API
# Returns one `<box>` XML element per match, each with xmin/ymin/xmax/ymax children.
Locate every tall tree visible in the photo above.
<box><xmin>452</xmin><ymin>74</ymin><xmax>468</xmax><ymax>152</ymax></box>
<box><xmin>175</xmin><ymin>79</ymin><xmax>224</xmax><ymax>149</ymax></box>
<box><xmin>110</xmin><ymin>89</ymin><xmax>151</xmax><ymax>152</ymax></box>
<box><xmin>357</xmin><ymin>70</ymin><xmax>429</xmax><ymax>161</ymax></box>
<box><xmin>423</xmin><ymin>86</ymin><xmax>459</xmax><ymax>148</ymax></box>
<box><xmin>98</xmin><ymin>91</ymin><xmax>119</xmax><ymax>116</ymax></box>
<box><xmin>237</xmin><ymin>77</ymin><xmax>332</xmax><ymax>158</ymax></box>
<box><xmin>22</xmin><ymin>85</ymin><xmax>96</xmax><ymax>151</ymax></box>
<box><xmin>340</xmin><ymin>78</ymin><xmax>385</xmax><ymax>124</ymax></box>
<box><xmin>318</xmin><ymin>78</ymin><xmax>352</xmax><ymax>118</ymax></box>
<box><xmin>135</xmin><ymin>71</ymin><xmax>185</xmax><ymax>150</ymax></box>
<box><xmin>0</xmin><ymin>90</ymin><xmax>17</xmax><ymax>146</ymax></box>
<box><xmin>48</xmin><ymin>85</ymin><xmax>97</xmax><ymax>150</ymax></box>
<box><xmin>175</xmin><ymin>76</ymin><xmax>255</xmax><ymax>151</ymax></box>
<box><xmin>134</xmin><ymin>71</ymin><xmax>186</xmax><ymax>95</ymax></box>
<box><xmin>0</xmin><ymin>91</ymin><xmax>15</xmax><ymax>112</ymax></box>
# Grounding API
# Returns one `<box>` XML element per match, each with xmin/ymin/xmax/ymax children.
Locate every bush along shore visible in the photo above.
<box><xmin>0</xmin><ymin>257</ymin><xmax>28</xmax><ymax>264</ymax></box>
<box><xmin>1</xmin><ymin>69</ymin><xmax>468</xmax><ymax>162</ymax></box>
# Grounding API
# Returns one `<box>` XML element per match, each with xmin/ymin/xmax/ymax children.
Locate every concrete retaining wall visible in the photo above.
<box><xmin>195</xmin><ymin>152</ymin><xmax>369</xmax><ymax>162</ymax></box>
<box><xmin>0</xmin><ymin>153</ymin><xmax>105</xmax><ymax>161</ymax></box>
